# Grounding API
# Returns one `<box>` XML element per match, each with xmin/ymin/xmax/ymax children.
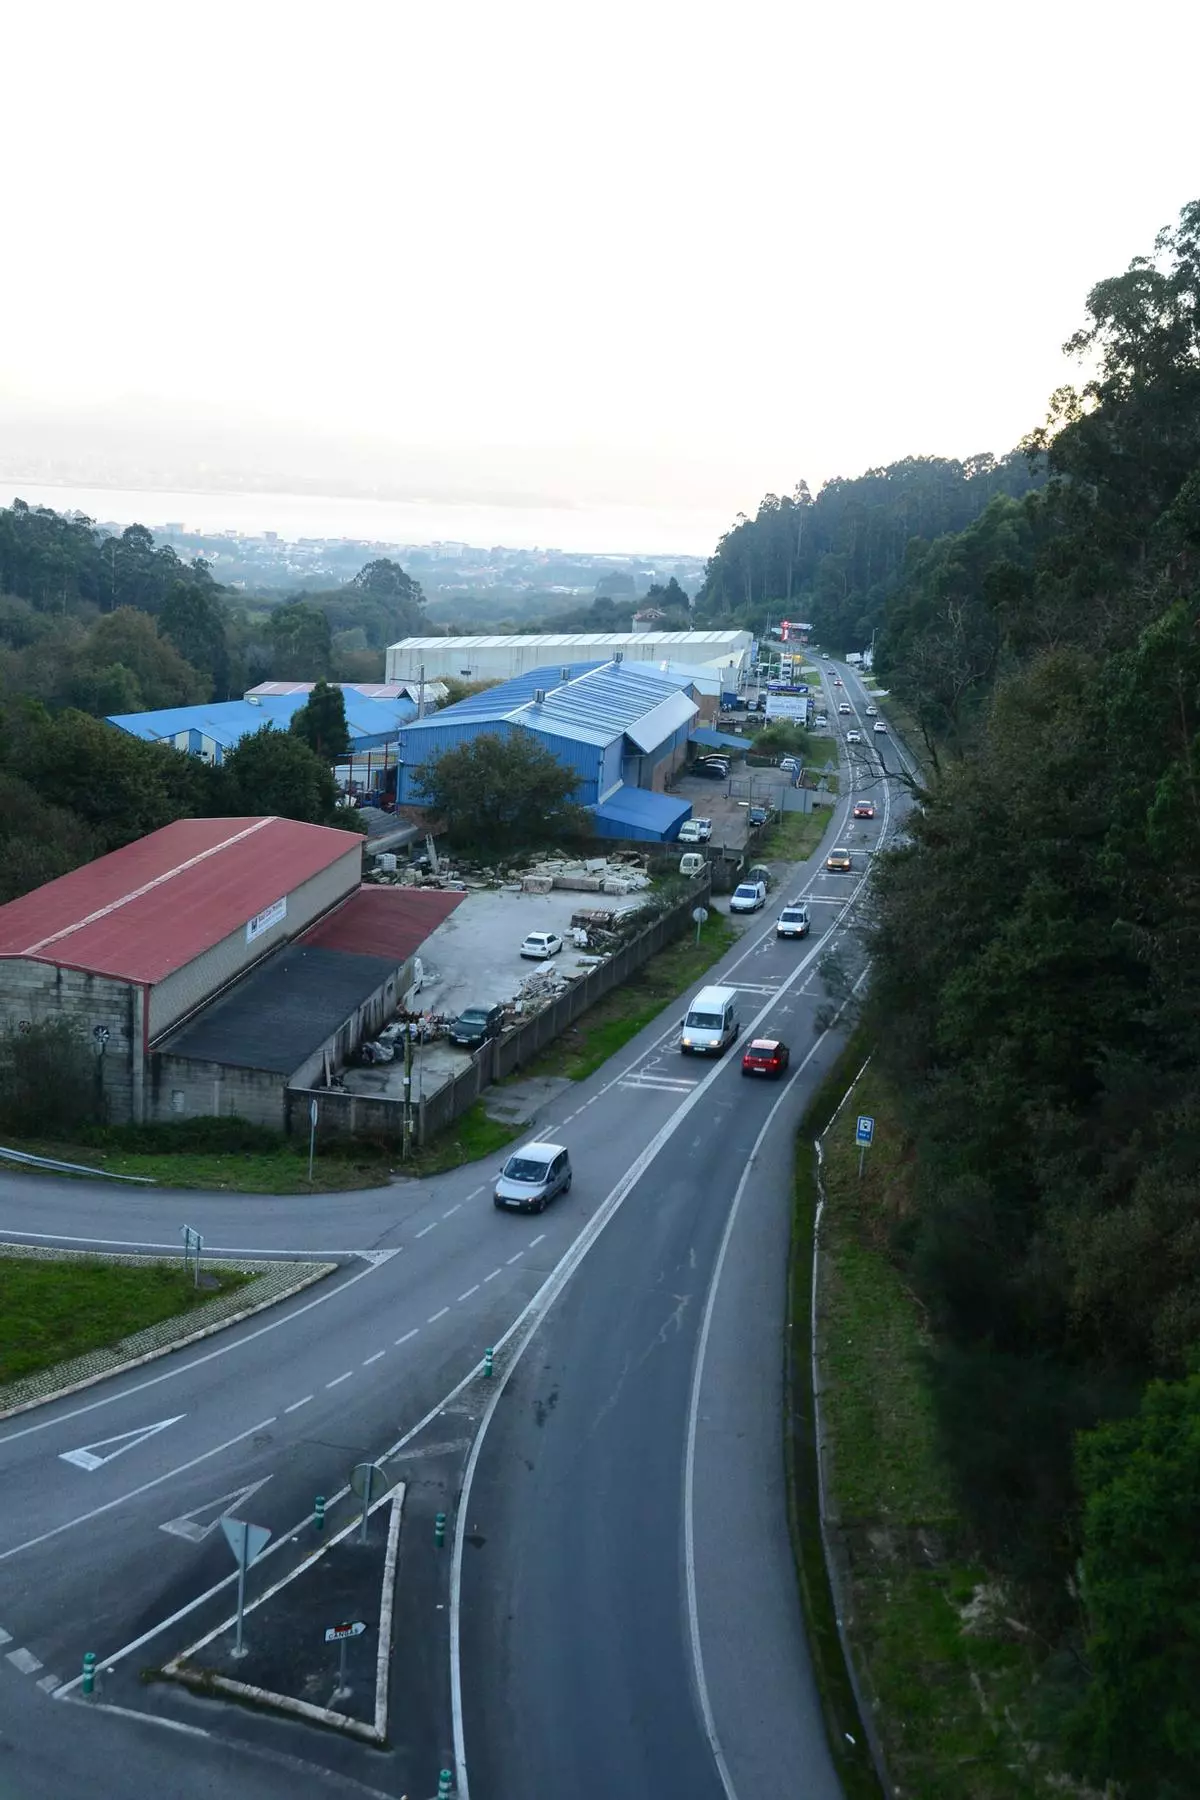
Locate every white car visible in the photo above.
<box><xmin>678</xmin><ymin>818</ymin><xmax>713</xmax><ymax>844</ymax></box>
<box><xmin>776</xmin><ymin>903</ymin><xmax>811</xmax><ymax>939</ymax></box>
<box><xmin>873</xmin><ymin>720</ymin><xmax>888</xmax><ymax>734</ymax></box>
<box><xmin>729</xmin><ymin>880</ymin><xmax>767</xmax><ymax>913</ymax></box>
<box><xmin>846</xmin><ymin>729</ymin><xmax>863</xmax><ymax>744</ymax></box>
<box><xmin>865</xmin><ymin>705</ymin><xmax>878</xmax><ymax>717</ymax></box>
<box><xmin>520</xmin><ymin>931</ymin><xmax>564</xmax><ymax>959</ymax></box>
<box><xmin>838</xmin><ymin>702</ymin><xmax>852</xmax><ymax>714</ymax></box>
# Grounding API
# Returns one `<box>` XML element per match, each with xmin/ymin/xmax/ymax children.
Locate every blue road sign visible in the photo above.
<box><xmin>855</xmin><ymin>1115</ymin><xmax>875</xmax><ymax>1147</ymax></box>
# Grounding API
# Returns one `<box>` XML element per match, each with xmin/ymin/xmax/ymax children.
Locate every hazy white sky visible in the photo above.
<box><xmin>1</xmin><ymin>0</ymin><xmax>1196</xmax><ymax>529</ymax></box>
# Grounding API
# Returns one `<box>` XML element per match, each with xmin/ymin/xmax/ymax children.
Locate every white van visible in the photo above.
<box><xmin>680</xmin><ymin>984</ymin><xmax>740</xmax><ymax>1056</ymax></box>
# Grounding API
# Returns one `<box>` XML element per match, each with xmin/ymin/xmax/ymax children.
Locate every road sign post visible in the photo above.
<box><xmin>220</xmin><ymin>1516</ymin><xmax>272</xmax><ymax>1658</ymax></box>
<box><xmin>350</xmin><ymin>1460</ymin><xmax>386</xmax><ymax>1544</ymax></box>
<box><xmin>691</xmin><ymin>904</ymin><xmax>709</xmax><ymax>945</ymax></box>
<box><xmin>307</xmin><ymin>1098</ymin><xmax>318</xmax><ymax>1184</ymax></box>
<box><xmin>325</xmin><ymin>1620</ymin><xmax>367</xmax><ymax>1703</ymax></box>
<box><xmin>855</xmin><ymin>1113</ymin><xmax>875</xmax><ymax>1179</ymax></box>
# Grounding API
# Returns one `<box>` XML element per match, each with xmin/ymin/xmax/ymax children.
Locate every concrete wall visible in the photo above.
<box><xmin>148</xmin><ymin>1056</ymin><xmax>288</xmax><ymax>1129</ymax></box>
<box><xmin>287</xmin><ymin>878</ymin><xmax>710</xmax><ymax>1149</ymax></box>
<box><xmin>0</xmin><ymin>958</ymin><xmax>144</xmax><ymax>1121</ymax></box>
<box><xmin>148</xmin><ymin>844</ymin><xmax>362</xmax><ymax>1038</ymax></box>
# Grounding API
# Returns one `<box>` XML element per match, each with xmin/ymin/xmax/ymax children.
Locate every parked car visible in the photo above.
<box><xmin>873</xmin><ymin>720</ymin><xmax>888</xmax><ymax>734</ymax></box>
<box><xmin>779</xmin><ymin>757</ymin><xmax>801</xmax><ymax>774</ymax></box>
<box><xmin>691</xmin><ymin>817</ymin><xmax>713</xmax><ymax>841</ymax></box>
<box><xmin>776</xmin><ymin>903</ymin><xmax>811</xmax><ymax>939</ymax></box>
<box><xmin>825</xmin><ymin>847</ymin><xmax>852</xmax><ymax>872</ymax></box>
<box><xmin>520</xmin><ymin>931</ymin><xmax>564</xmax><ymax>959</ymax></box>
<box><xmin>494</xmin><ymin>1141</ymin><xmax>572</xmax><ymax>1213</ymax></box>
<box><xmin>747</xmin><ymin>805</ymin><xmax>770</xmax><ymax>827</ymax></box>
<box><xmin>677</xmin><ymin>820</ymin><xmax>706</xmax><ymax>844</ymax></box>
<box><xmin>814</xmin><ymin>714</ymin><xmax>828</xmax><ymax>728</ymax></box>
<box><xmin>449</xmin><ymin>1003</ymin><xmax>505</xmax><ymax>1048</ymax></box>
<box><xmin>852</xmin><ymin>801</ymin><xmax>876</xmax><ymax>820</ymax></box>
<box><xmin>742</xmin><ymin>1037</ymin><xmax>791</xmax><ymax>1079</ymax></box>
<box><xmin>729</xmin><ymin>879</ymin><xmax>768</xmax><ymax>912</ymax></box>
<box><xmin>846</xmin><ymin>729</ymin><xmax>863</xmax><ymax>743</ymax></box>
<box><xmin>694</xmin><ymin>762</ymin><xmax>726</xmax><ymax>780</ymax></box>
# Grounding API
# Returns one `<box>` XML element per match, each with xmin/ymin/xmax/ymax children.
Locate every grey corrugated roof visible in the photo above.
<box><xmin>157</xmin><ymin>943</ymin><xmax>398</xmax><ymax>1074</ymax></box>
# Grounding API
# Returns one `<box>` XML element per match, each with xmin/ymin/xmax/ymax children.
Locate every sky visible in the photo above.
<box><xmin>1</xmin><ymin>0</ymin><xmax>1197</xmax><ymax>550</ymax></box>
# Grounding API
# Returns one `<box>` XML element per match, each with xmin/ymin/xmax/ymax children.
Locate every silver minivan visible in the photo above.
<box><xmin>494</xmin><ymin>1141</ymin><xmax>572</xmax><ymax>1213</ymax></box>
<box><xmin>679</xmin><ymin>984</ymin><xmax>740</xmax><ymax>1056</ymax></box>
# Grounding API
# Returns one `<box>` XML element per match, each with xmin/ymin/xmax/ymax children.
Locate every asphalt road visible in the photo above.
<box><xmin>0</xmin><ymin>656</ymin><xmax>914</xmax><ymax>1799</ymax></box>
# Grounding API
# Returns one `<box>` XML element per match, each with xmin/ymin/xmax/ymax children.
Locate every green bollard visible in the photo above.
<box><xmin>81</xmin><ymin>1652</ymin><xmax>97</xmax><ymax>1696</ymax></box>
<box><xmin>438</xmin><ymin>1771</ymin><xmax>454</xmax><ymax>1797</ymax></box>
<box><xmin>434</xmin><ymin>1511</ymin><xmax>447</xmax><ymax>1548</ymax></box>
<box><xmin>314</xmin><ymin>1495</ymin><xmax>326</xmax><ymax>1533</ymax></box>
<box><xmin>483</xmin><ymin>1347</ymin><xmax>494</xmax><ymax>1378</ymax></box>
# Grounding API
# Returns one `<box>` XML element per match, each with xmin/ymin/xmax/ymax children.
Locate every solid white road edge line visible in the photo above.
<box><xmin>681</xmin><ymin>966</ymin><xmax>870</xmax><ymax>1800</ymax></box>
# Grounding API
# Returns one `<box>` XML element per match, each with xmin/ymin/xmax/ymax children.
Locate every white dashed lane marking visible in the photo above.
<box><xmin>443</xmin><ymin>1204</ymin><xmax>462</xmax><ymax>1219</ymax></box>
<box><xmin>395</xmin><ymin>1328</ymin><xmax>420</xmax><ymax>1346</ymax></box>
<box><xmin>7</xmin><ymin>1648</ymin><xmax>42</xmax><ymax>1674</ymax></box>
<box><xmin>484</xmin><ymin>1269</ymin><xmax>501</xmax><ymax>1283</ymax></box>
<box><xmin>506</xmin><ymin>1251</ymin><xmax>525</xmax><ymax>1265</ymax></box>
<box><xmin>362</xmin><ymin>1351</ymin><xmax>386</xmax><ymax>1367</ymax></box>
<box><xmin>284</xmin><ymin>1396</ymin><xmax>313</xmax><ymax>1414</ymax></box>
<box><xmin>325</xmin><ymin>1372</ymin><xmax>353</xmax><ymax>1389</ymax></box>
<box><xmin>530</xmin><ymin>1234</ymin><xmax>547</xmax><ymax>1248</ymax></box>
<box><xmin>37</xmin><ymin>1674</ymin><xmax>61</xmax><ymax>1693</ymax></box>
<box><xmin>457</xmin><ymin>1285</ymin><xmax>480</xmax><ymax>1302</ymax></box>
<box><xmin>416</xmin><ymin>1224</ymin><xmax>437</xmax><ymax>1239</ymax></box>
<box><xmin>428</xmin><ymin>1307</ymin><xmax>450</xmax><ymax>1324</ymax></box>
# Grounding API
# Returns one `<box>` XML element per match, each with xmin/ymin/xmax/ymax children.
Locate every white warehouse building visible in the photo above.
<box><xmin>385</xmin><ymin>630</ymin><xmax>755</xmax><ymax>691</ymax></box>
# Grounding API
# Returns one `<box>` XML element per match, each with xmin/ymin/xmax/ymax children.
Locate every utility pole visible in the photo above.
<box><xmin>416</xmin><ymin>662</ymin><xmax>427</xmax><ymax>720</ymax></box>
<box><xmin>402</xmin><ymin>1021</ymin><xmax>414</xmax><ymax>1159</ymax></box>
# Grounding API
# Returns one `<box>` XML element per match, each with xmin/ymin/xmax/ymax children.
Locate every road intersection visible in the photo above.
<box><xmin>0</xmin><ymin>659</ymin><xmax>914</xmax><ymax>1798</ymax></box>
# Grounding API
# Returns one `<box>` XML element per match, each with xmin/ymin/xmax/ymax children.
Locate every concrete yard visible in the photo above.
<box><xmin>342</xmin><ymin>881</ymin><xmax>650</xmax><ymax>1102</ymax></box>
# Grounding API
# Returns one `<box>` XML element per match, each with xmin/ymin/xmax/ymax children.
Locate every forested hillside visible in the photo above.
<box><xmin>0</xmin><ymin>502</ymin><xmax>434</xmax><ymax>708</ymax></box>
<box><xmin>863</xmin><ymin>200</ymin><xmax>1200</xmax><ymax>1794</ymax></box>
<box><xmin>694</xmin><ymin>453</ymin><xmax>1043</xmax><ymax>647</ymax></box>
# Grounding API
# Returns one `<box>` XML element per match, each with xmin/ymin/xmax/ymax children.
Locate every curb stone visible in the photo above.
<box><xmin>0</xmin><ymin>1244</ymin><xmax>339</xmax><ymax>1422</ymax></box>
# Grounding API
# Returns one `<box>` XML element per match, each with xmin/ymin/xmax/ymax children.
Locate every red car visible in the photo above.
<box><xmin>853</xmin><ymin>801</ymin><xmax>876</xmax><ymax>819</ymax></box>
<box><xmin>742</xmin><ymin>1037</ymin><xmax>791</xmax><ymax>1079</ymax></box>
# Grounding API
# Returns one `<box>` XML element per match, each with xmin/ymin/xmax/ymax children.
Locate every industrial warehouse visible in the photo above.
<box><xmin>385</xmin><ymin>628</ymin><xmax>754</xmax><ymax>688</ymax></box>
<box><xmin>0</xmin><ymin>817</ymin><xmax>461</xmax><ymax>1128</ymax></box>
<box><xmin>393</xmin><ymin>657</ymin><xmax>706</xmax><ymax>840</ymax></box>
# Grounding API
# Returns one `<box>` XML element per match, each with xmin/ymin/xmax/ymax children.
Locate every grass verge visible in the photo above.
<box><xmin>755</xmin><ymin>807</ymin><xmax>832</xmax><ymax>863</ymax></box>
<box><xmin>393</xmin><ymin>1099</ymin><xmax>521</xmax><ymax>1177</ymax></box>
<box><xmin>0</xmin><ymin>1255</ymin><xmax>252</xmax><ymax>1385</ymax></box>
<box><xmin>518</xmin><ymin>911</ymin><xmax>739</xmax><ymax>1081</ymax></box>
<box><xmin>6</xmin><ymin>1134</ymin><xmax>395</xmax><ymax>1193</ymax></box>
<box><xmin>784</xmin><ymin>1029</ymin><xmax>885</xmax><ymax>1800</ymax></box>
<box><xmin>816</xmin><ymin>1066</ymin><xmax>1076</xmax><ymax>1797</ymax></box>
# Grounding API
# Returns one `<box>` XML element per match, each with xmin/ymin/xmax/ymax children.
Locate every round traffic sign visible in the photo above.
<box><xmin>691</xmin><ymin>907</ymin><xmax>709</xmax><ymax>925</ymax></box>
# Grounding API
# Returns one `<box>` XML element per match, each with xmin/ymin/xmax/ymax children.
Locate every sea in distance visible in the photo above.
<box><xmin>0</xmin><ymin>480</ymin><xmax>725</xmax><ymax>559</ymax></box>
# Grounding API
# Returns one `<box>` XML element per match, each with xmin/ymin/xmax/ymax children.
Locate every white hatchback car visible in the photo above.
<box><xmin>520</xmin><ymin>931</ymin><xmax>564</xmax><ymax>959</ymax></box>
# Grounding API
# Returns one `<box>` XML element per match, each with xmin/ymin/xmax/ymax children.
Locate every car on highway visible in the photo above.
<box><xmin>520</xmin><ymin>931</ymin><xmax>564</xmax><ymax>959</ymax></box>
<box><xmin>729</xmin><ymin>879</ymin><xmax>767</xmax><ymax>912</ymax></box>
<box><xmin>852</xmin><ymin>801</ymin><xmax>876</xmax><ymax>820</ymax></box>
<box><xmin>814</xmin><ymin>713</ymin><xmax>828</xmax><ymax>728</ymax></box>
<box><xmin>846</xmin><ymin>729</ymin><xmax>863</xmax><ymax>743</ymax></box>
<box><xmin>449</xmin><ymin>1003</ymin><xmax>505</xmax><ymax>1048</ymax></box>
<box><xmin>677</xmin><ymin>818</ymin><xmax>712</xmax><ymax>844</ymax></box>
<box><xmin>775</xmin><ymin>902</ymin><xmax>811</xmax><ymax>939</ymax></box>
<box><xmin>494</xmin><ymin>1141</ymin><xmax>572</xmax><ymax>1212</ymax></box>
<box><xmin>834</xmin><ymin>677</ymin><xmax>843</xmax><ymax>686</ymax></box>
<box><xmin>838</xmin><ymin>702</ymin><xmax>852</xmax><ymax>714</ymax></box>
<box><xmin>865</xmin><ymin>705</ymin><xmax>878</xmax><ymax>716</ymax></box>
<box><xmin>825</xmin><ymin>846</ymin><xmax>852</xmax><ymax>872</ymax></box>
<box><xmin>873</xmin><ymin>720</ymin><xmax>888</xmax><ymax>733</ymax></box>
<box><xmin>680</xmin><ymin>984</ymin><xmax>741</xmax><ymax>1054</ymax></box>
<box><xmin>741</xmin><ymin>1037</ymin><xmax>790</xmax><ymax>1079</ymax></box>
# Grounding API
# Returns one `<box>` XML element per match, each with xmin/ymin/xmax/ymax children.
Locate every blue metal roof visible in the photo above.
<box><xmin>691</xmin><ymin>725</ymin><xmax>750</xmax><ymax>751</ymax></box>
<box><xmin>401</xmin><ymin>663</ymin><xmax>607</xmax><ymax>731</ymax></box>
<box><xmin>593</xmin><ymin>786</ymin><xmax>692</xmax><ymax>835</ymax></box>
<box><xmin>398</xmin><ymin>658</ymin><xmax>696</xmax><ymax>755</ymax></box>
<box><xmin>109</xmin><ymin>692</ymin><xmax>415</xmax><ymax>754</ymax></box>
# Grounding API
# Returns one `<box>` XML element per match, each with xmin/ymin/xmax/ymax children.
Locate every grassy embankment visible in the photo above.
<box><xmin>0</xmin><ymin>1256</ymin><xmax>252</xmax><ymax>1386</ymax></box>
<box><xmin>810</xmin><ymin>1064</ymin><xmax>1078</xmax><ymax>1797</ymax></box>
<box><xmin>4</xmin><ymin>1103</ymin><xmax>518</xmax><ymax>1192</ymax></box>
<box><xmin>753</xmin><ymin>807</ymin><xmax>831</xmax><ymax>864</ymax></box>
<box><xmin>520</xmin><ymin>910</ymin><xmax>738</xmax><ymax>1082</ymax></box>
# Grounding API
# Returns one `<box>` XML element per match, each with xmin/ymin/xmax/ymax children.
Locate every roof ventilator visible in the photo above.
<box><xmin>613</xmin><ymin>651</ymin><xmax>624</xmax><ymax>664</ymax></box>
<box><xmin>533</xmin><ymin>688</ymin><xmax>547</xmax><ymax>705</ymax></box>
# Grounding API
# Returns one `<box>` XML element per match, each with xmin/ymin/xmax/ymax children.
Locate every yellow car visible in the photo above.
<box><xmin>825</xmin><ymin>847</ymin><xmax>852</xmax><ymax>873</ymax></box>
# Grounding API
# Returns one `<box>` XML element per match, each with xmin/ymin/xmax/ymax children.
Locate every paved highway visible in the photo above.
<box><xmin>0</xmin><ymin>657</ymin><xmax>914</xmax><ymax>1798</ymax></box>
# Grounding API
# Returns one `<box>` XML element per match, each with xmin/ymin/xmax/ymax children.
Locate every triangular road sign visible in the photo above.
<box><xmin>160</xmin><ymin>1477</ymin><xmax>273</xmax><ymax>1544</ymax></box>
<box><xmin>220</xmin><ymin>1517</ymin><xmax>271</xmax><ymax>1567</ymax></box>
<box><xmin>59</xmin><ymin>1415</ymin><xmax>186</xmax><ymax>1472</ymax></box>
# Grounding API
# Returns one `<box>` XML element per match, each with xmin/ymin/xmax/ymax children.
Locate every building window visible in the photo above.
<box><xmin>171</xmin><ymin>1091</ymin><xmax>186</xmax><ymax>1114</ymax></box>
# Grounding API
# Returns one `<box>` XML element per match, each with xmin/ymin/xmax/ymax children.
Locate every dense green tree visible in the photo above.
<box><xmin>1073</xmin><ymin>1375</ymin><xmax>1200</xmax><ymax>1791</ymax></box>
<box><xmin>415</xmin><ymin>731</ymin><xmax>588</xmax><ymax>855</ymax></box>
<box><xmin>265</xmin><ymin>601</ymin><xmax>332</xmax><ymax>678</ymax></box>
<box><xmin>289</xmin><ymin>679</ymin><xmax>351</xmax><ymax>761</ymax></box>
<box><xmin>223</xmin><ymin>724</ymin><xmax>354</xmax><ymax>828</ymax></box>
<box><xmin>66</xmin><ymin>607</ymin><xmax>207</xmax><ymax>712</ymax></box>
<box><xmin>159</xmin><ymin>579</ymin><xmax>232</xmax><ymax>696</ymax></box>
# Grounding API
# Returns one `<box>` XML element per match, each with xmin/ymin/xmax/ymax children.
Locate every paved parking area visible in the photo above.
<box><xmin>669</xmin><ymin>773</ymin><xmax>751</xmax><ymax>850</ymax></box>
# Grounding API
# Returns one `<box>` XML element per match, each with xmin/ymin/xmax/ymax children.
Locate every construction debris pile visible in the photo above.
<box><xmin>367</xmin><ymin>844</ymin><xmax>653</xmax><ymax>897</ymax></box>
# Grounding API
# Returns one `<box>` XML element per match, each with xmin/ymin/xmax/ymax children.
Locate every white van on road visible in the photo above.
<box><xmin>679</xmin><ymin>984</ymin><xmax>741</xmax><ymax>1056</ymax></box>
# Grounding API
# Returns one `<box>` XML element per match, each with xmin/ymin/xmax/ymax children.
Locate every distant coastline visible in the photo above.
<box><xmin>0</xmin><ymin>479</ymin><xmax>723</xmax><ymax>560</ymax></box>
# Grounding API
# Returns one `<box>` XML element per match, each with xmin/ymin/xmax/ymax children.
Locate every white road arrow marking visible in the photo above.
<box><xmin>159</xmin><ymin>1476</ymin><xmax>273</xmax><ymax>1544</ymax></box>
<box><xmin>59</xmin><ymin>1415</ymin><xmax>185</xmax><ymax>1472</ymax></box>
